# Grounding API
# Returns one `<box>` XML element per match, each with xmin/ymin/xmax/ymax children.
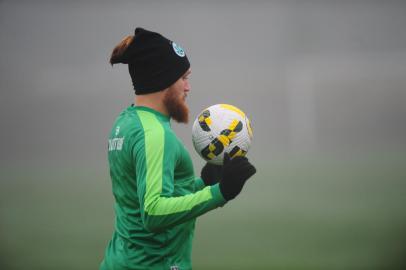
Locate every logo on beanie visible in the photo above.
<box><xmin>172</xmin><ymin>42</ymin><xmax>186</xmax><ymax>57</ymax></box>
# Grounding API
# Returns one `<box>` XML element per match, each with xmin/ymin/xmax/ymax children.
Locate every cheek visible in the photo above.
<box><xmin>179</xmin><ymin>84</ymin><xmax>186</xmax><ymax>94</ymax></box>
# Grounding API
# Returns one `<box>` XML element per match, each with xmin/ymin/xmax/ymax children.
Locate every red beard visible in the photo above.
<box><xmin>163</xmin><ymin>88</ymin><xmax>189</xmax><ymax>123</ymax></box>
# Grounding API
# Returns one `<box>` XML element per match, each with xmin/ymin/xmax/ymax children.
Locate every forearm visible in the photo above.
<box><xmin>142</xmin><ymin>184</ymin><xmax>225</xmax><ymax>232</ymax></box>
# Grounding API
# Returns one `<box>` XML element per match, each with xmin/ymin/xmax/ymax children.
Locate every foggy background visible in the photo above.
<box><xmin>1</xmin><ymin>1</ymin><xmax>405</xmax><ymax>269</ymax></box>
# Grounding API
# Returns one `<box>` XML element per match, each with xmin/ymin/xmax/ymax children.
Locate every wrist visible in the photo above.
<box><xmin>210</xmin><ymin>183</ymin><xmax>227</xmax><ymax>205</ymax></box>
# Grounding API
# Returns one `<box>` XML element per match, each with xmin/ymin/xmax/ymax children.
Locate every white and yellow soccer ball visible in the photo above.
<box><xmin>192</xmin><ymin>104</ymin><xmax>253</xmax><ymax>165</ymax></box>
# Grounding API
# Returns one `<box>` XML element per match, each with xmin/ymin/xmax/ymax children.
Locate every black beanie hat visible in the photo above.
<box><xmin>120</xmin><ymin>27</ymin><xmax>190</xmax><ymax>95</ymax></box>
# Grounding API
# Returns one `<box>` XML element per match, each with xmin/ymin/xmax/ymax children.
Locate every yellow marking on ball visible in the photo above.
<box><xmin>218</xmin><ymin>135</ymin><xmax>230</xmax><ymax>146</ymax></box>
<box><xmin>209</xmin><ymin>143</ymin><xmax>216</xmax><ymax>152</ymax></box>
<box><xmin>231</xmin><ymin>149</ymin><xmax>241</xmax><ymax>158</ymax></box>
<box><xmin>228</xmin><ymin>131</ymin><xmax>237</xmax><ymax>140</ymax></box>
<box><xmin>205</xmin><ymin>117</ymin><xmax>212</xmax><ymax>126</ymax></box>
<box><xmin>228</xmin><ymin>119</ymin><xmax>240</xmax><ymax>131</ymax></box>
<box><xmin>232</xmin><ymin>149</ymin><xmax>247</xmax><ymax>158</ymax></box>
<box><xmin>220</xmin><ymin>104</ymin><xmax>245</xmax><ymax>117</ymax></box>
<box><xmin>208</xmin><ymin>153</ymin><xmax>216</xmax><ymax>159</ymax></box>
<box><xmin>246</xmin><ymin>117</ymin><xmax>253</xmax><ymax>138</ymax></box>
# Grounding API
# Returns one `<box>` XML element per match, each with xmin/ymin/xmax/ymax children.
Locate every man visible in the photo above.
<box><xmin>100</xmin><ymin>27</ymin><xmax>256</xmax><ymax>270</ymax></box>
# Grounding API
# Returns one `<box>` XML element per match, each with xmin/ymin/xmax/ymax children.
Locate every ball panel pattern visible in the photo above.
<box><xmin>192</xmin><ymin>104</ymin><xmax>253</xmax><ymax>165</ymax></box>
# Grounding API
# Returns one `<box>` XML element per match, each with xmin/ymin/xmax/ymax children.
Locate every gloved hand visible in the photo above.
<box><xmin>219</xmin><ymin>153</ymin><xmax>256</xmax><ymax>201</ymax></box>
<box><xmin>201</xmin><ymin>162</ymin><xmax>223</xmax><ymax>186</ymax></box>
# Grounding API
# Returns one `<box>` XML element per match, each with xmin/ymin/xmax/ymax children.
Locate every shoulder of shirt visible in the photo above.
<box><xmin>122</xmin><ymin>108</ymin><xmax>175</xmax><ymax>138</ymax></box>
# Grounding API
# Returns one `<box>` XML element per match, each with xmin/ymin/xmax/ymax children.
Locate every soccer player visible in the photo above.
<box><xmin>100</xmin><ymin>27</ymin><xmax>256</xmax><ymax>270</ymax></box>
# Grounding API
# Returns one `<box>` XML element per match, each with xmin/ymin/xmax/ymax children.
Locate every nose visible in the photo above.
<box><xmin>185</xmin><ymin>80</ymin><xmax>191</xmax><ymax>92</ymax></box>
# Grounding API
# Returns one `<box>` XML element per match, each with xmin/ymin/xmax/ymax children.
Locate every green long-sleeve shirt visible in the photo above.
<box><xmin>100</xmin><ymin>105</ymin><xmax>226</xmax><ymax>270</ymax></box>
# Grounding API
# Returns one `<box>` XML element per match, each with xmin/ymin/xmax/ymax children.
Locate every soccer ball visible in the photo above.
<box><xmin>192</xmin><ymin>104</ymin><xmax>253</xmax><ymax>165</ymax></box>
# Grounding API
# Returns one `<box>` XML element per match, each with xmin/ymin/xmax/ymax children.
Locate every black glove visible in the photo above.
<box><xmin>201</xmin><ymin>162</ymin><xmax>223</xmax><ymax>186</ymax></box>
<box><xmin>219</xmin><ymin>153</ymin><xmax>256</xmax><ymax>201</ymax></box>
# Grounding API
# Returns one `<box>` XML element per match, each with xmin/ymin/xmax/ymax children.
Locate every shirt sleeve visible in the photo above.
<box><xmin>133</xmin><ymin>114</ymin><xmax>226</xmax><ymax>233</ymax></box>
<box><xmin>194</xmin><ymin>177</ymin><xmax>206</xmax><ymax>191</ymax></box>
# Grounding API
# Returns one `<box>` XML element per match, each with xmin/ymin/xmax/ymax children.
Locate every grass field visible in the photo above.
<box><xmin>1</xmin><ymin>153</ymin><xmax>405</xmax><ymax>270</ymax></box>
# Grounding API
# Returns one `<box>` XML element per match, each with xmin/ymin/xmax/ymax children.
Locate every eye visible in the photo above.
<box><xmin>183</xmin><ymin>71</ymin><xmax>191</xmax><ymax>80</ymax></box>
